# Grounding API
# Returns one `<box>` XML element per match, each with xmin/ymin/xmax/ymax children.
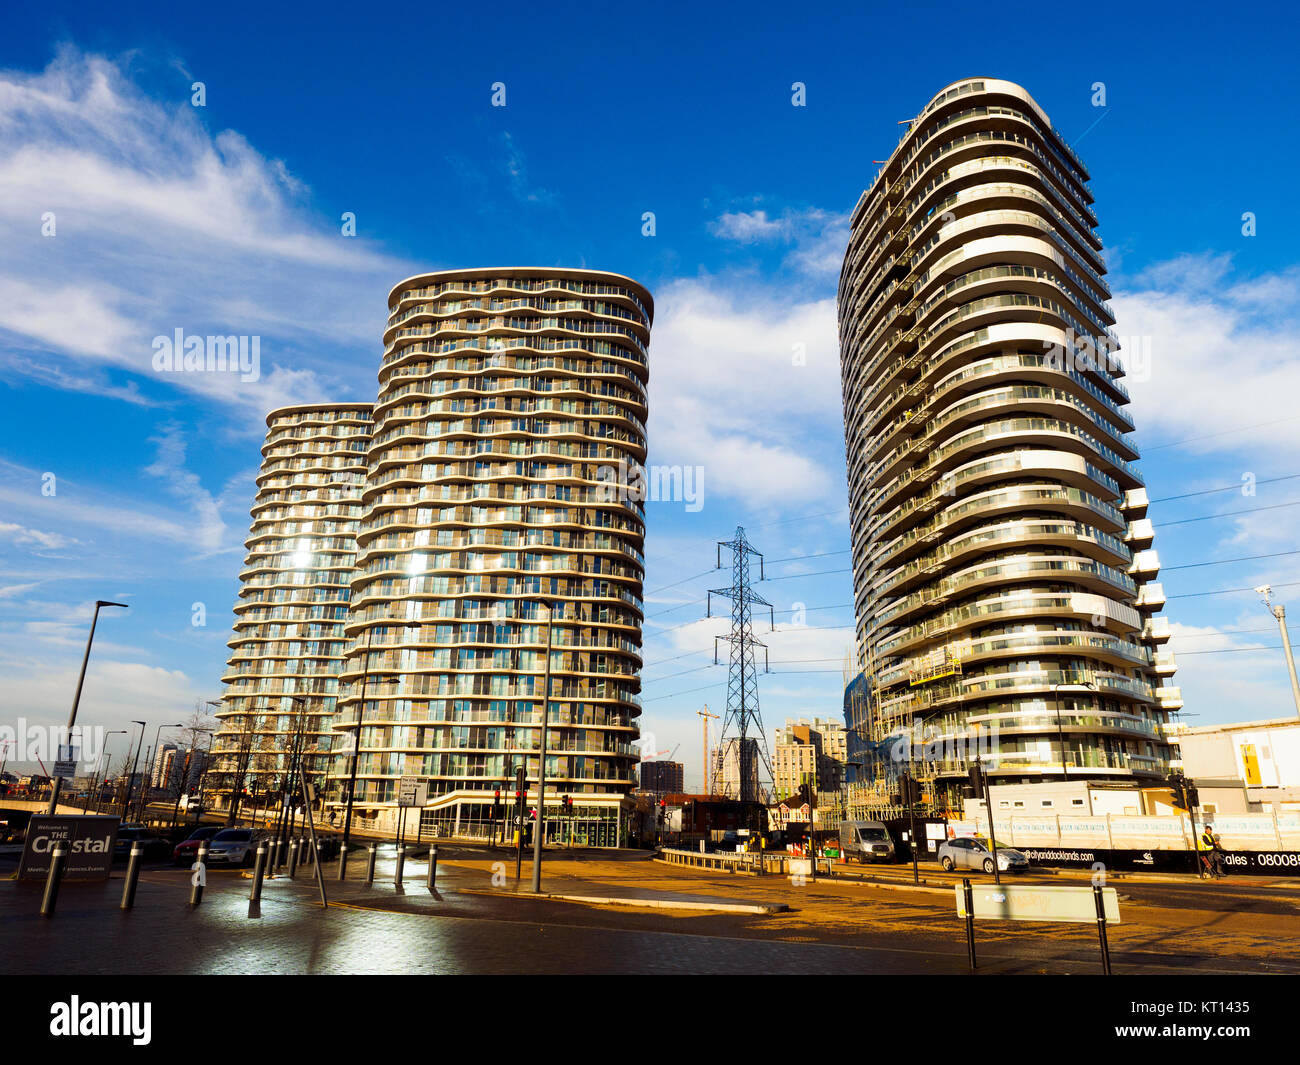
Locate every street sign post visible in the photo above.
<box><xmin>954</xmin><ymin>880</ymin><xmax>1120</xmax><ymax>973</ymax></box>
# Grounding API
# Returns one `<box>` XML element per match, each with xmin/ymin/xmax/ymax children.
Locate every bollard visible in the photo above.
<box><xmin>336</xmin><ymin>842</ymin><xmax>349</xmax><ymax>881</ymax></box>
<box><xmin>365</xmin><ymin>842</ymin><xmax>378</xmax><ymax>885</ymax></box>
<box><xmin>1093</xmin><ymin>884</ymin><xmax>1112</xmax><ymax>975</ymax></box>
<box><xmin>426</xmin><ymin>844</ymin><xmax>438</xmax><ymax>890</ymax></box>
<box><xmin>314</xmin><ymin>841</ymin><xmax>324</xmax><ymax>874</ymax></box>
<box><xmin>249</xmin><ymin>843</ymin><xmax>267</xmax><ymax>903</ymax></box>
<box><xmin>121</xmin><ymin>844</ymin><xmax>144</xmax><ymax>910</ymax></box>
<box><xmin>269</xmin><ymin>836</ymin><xmax>282</xmax><ymax>871</ymax></box>
<box><xmin>286</xmin><ymin>838</ymin><xmax>299</xmax><ymax>879</ymax></box>
<box><xmin>962</xmin><ymin>878</ymin><xmax>977</xmax><ymax>970</ymax></box>
<box><xmin>40</xmin><ymin>842</ymin><xmax>68</xmax><ymax>917</ymax></box>
<box><xmin>395</xmin><ymin>844</ymin><xmax>406</xmax><ymax>886</ymax></box>
<box><xmin>190</xmin><ymin>843</ymin><xmax>209</xmax><ymax>907</ymax></box>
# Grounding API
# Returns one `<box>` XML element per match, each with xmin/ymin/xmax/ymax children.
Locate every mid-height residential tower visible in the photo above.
<box><xmin>214</xmin><ymin>269</ymin><xmax>651</xmax><ymax>845</ymax></box>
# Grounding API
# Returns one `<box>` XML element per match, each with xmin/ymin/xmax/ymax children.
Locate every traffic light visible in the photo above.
<box><xmin>899</xmin><ymin>772</ymin><xmax>920</xmax><ymax>806</ymax></box>
<box><xmin>1186</xmin><ymin>784</ymin><xmax>1200</xmax><ymax>810</ymax></box>
<box><xmin>967</xmin><ymin>764</ymin><xmax>984</xmax><ymax>799</ymax></box>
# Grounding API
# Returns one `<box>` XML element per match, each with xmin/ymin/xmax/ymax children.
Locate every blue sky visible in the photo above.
<box><xmin>2</xmin><ymin>1</ymin><xmax>1299</xmax><ymax>784</ymax></box>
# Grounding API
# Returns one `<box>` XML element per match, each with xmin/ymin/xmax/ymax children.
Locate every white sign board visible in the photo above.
<box><xmin>955</xmin><ymin>883</ymin><xmax>1120</xmax><ymax>924</ymax></box>
<box><xmin>398</xmin><ymin>776</ymin><xmax>428</xmax><ymax>807</ymax></box>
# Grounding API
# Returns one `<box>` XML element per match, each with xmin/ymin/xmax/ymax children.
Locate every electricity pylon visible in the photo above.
<box><xmin>708</xmin><ymin>527</ymin><xmax>775</xmax><ymax>803</ymax></box>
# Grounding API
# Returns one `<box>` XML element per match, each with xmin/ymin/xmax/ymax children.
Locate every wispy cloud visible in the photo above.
<box><xmin>0</xmin><ymin>46</ymin><xmax>414</xmax><ymax>421</ymax></box>
<box><xmin>708</xmin><ymin>205</ymin><xmax>849</xmax><ymax>278</ymax></box>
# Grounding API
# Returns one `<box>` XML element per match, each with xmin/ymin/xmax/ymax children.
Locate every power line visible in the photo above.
<box><xmin>1179</xmin><ymin>645</ymin><xmax>1280</xmax><ymax>656</ymax></box>
<box><xmin>765</xmin><ymin>549</ymin><xmax>851</xmax><ymax>564</ymax></box>
<box><xmin>1170</xmin><ymin>626</ymin><xmax>1274</xmax><ymax>640</ymax></box>
<box><xmin>1167</xmin><ymin>579</ymin><xmax>1300</xmax><ymax>601</ymax></box>
<box><xmin>643</xmin><ymin>568</ymin><xmax>715</xmax><ymax>597</ymax></box>
<box><xmin>1150</xmin><ymin>472</ymin><xmax>1300</xmax><ymax>503</ymax></box>
<box><xmin>1162</xmin><ymin>499</ymin><xmax>1300</xmax><ymax>526</ymax></box>
<box><xmin>1145</xmin><ymin>416</ymin><xmax>1300</xmax><ymax>453</ymax></box>
<box><xmin>763</xmin><ymin>567</ymin><xmax>852</xmax><ymax>582</ymax></box>
<box><xmin>1164</xmin><ymin>548</ymin><xmax>1300</xmax><ymax>572</ymax></box>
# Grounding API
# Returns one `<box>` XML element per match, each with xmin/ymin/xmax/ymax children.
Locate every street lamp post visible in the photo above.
<box><xmin>137</xmin><ymin>723</ymin><xmax>182</xmax><ymax>822</ymax></box>
<box><xmin>90</xmin><ymin>730</ymin><xmax>127</xmax><ymax>814</ymax></box>
<box><xmin>47</xmin><ymin>600</ymin><xmax>128</xmax><ymax>814</ymax></box>
<box><xmin>531</xmin><ymin>601</ymin><xmax>558</xmax><ymax>894</ymax></box>
<box><xmin>119</xmin><ymin>721</ymin><xmax>147</xmax><ymax>821</ymax></box>
<box><xmin>1257</xmin><ymin>586</ymin><xmax>1300</xmax><ymax>719</ymax></box>
<box><xmin>1051</xmin><ymin>682</ymin><xmax>1096</xmax><ymax>783</ymax></box>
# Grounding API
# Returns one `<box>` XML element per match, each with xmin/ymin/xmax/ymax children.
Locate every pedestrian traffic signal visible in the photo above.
<box><xmin>967</xmin><ymin>764</ymin><xmax>983</xmax><ymax>798</ymax></box>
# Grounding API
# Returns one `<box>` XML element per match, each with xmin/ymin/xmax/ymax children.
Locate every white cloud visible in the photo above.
<box><xmin>1115</xmin><ymin>255</ymin><xmax>1300</xmax><ymax>454</ymax></box>
<box><xmin>1167</xmin><ymin>620</ymin><xmax>1300</xmax><ymax>724</ymax></box>
<box><xmin>648</xmin><ymin>276</ymin><xmax>842</xmax><ymax>507</ymax></box>
<box><xmin>0</xmin><ymin>46</ymin><xmax>415</xmax><ymax>421</ymax></box>
<box><xmin>0</xmin><ymin>521</ymin><xmax>76</xmax><ymax>551</ymax></box>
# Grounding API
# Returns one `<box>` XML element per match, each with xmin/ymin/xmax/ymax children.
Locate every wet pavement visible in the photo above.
<box><xmin>4</xmin><ymin>844</ymin><xmax>1299</xmax><ymax>975</ymax></box>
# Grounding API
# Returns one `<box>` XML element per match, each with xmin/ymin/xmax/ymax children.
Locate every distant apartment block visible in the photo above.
<box><xmin>639</xmin><ymin>760</ymin><xmax>684</xmax><ymax>794</ymax></box>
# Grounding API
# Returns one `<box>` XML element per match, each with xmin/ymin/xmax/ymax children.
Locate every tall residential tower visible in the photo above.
<box><xmin>837</xmin><ymin>79</ymin><xmax>1179</xmax><ymax>813</ymax></box>
<box><xmin>215</xmin><ymin>269</ymin><xmax>651</xmax><ymax>846</ymax></box>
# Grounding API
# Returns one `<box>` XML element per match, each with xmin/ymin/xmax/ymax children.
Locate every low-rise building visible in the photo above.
<box><xmin>1169</xmin><ymin>718</ymin><xmax>1300</xmax><ymax>814</ymax></box>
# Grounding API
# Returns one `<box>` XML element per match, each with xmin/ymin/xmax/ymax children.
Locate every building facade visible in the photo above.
<box><xmin>214</xmin><ymin>269</ymin><xmax>652</xmax><ymax>846</ymax></box>
<box><xmin>837</xmin><ymin>79</ymin><xmax>1180</xmax><ymax>814</ymax></box>
<box><xmin>640</xmin><ymin>760</ymin><xmax>684</xmax><ymax>794</ymax></box>
<box><xmin>213</xmin><ymin>403</ymin><xmax>374</xmax><ymax>808</ymax></box>
<box><xmin>773</xmin><ymin>717</ymin><xmax>848</xmax><ymax>797</ymax></box>
<box><xmin>1170</xmin><ymin>718</ymin><xmax>1300</xmax><ymax>814</ymax></box>
<box><xmin>714</xmin><ymin>737</ymin><xmax>760</xmax><ymax>800</ymax></box>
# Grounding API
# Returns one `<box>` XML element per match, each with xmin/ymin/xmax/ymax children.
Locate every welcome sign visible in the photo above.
<box><xmin>18</xmin><ymin>815</ymin><xmax>119</xmax><ymax>881</ymax></box>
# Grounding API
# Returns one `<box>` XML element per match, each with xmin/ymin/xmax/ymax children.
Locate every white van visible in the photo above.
<box><xmin>839</xmin><ymin>820</ymin><xmax>896</xmax><ymax>863</ymax></box>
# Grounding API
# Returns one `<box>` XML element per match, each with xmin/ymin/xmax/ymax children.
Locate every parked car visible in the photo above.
<box><xmin>839</xmin><ymin>820</ymin><xmax>896</xmax><ymax>863</ymax></box>
<box><xmin>205</xmin><ymin>828</ymin><xmax>266</xmax><ymax>867</ymax></box>
<box><xmin>172</xmin><ymin>826</ymin><xmax>222</xmax><ymax>866</ymax></box>
<box><xmin>113</xmin><ymin>827</ymin><xmax>172</xmax><ymax>861</ymax></box>
<box><xmin>938</xmin><ymin>837</ymin><xmax>1029</xmax><ymax>874</ymax></box>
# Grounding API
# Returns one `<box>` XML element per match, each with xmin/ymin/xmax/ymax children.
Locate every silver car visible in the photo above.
<box><xmin>205</xmin><ymin>828</ymin><xmax>266</xmax><ymax>866</ymax></box>
<box><xmin>938</xmin><ymin>837</ymin><xmax>1028</xmax><ymax>874</ymax></box>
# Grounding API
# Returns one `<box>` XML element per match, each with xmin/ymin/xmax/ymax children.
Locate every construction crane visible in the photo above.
<box><xmin>696</xmin><ymin>706</ymin><xmax>719</xmax><ymax>795</ymax></box>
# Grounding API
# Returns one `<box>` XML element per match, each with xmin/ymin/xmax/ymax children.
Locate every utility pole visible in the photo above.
<box><xmin>696</xmin><ymin>706</ymin><xmax>719</xmax><ymax>795</ymax></box>
<box><xmin>1257</xmin><ymin>586</ymin><xmax>1300</xmax><ymax>719</ymax></box>
<box><xmin>708</xmin><ymin>527</ymin><xmax>775</xmax><ymax>809</ymax></box>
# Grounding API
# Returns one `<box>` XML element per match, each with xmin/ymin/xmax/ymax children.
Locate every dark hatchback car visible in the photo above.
<box><xmin>114</xmin><ymin>827</ymin><xmax>172</xmax><ymax>861</ymax></box>
<box><xmin>172</xmin><ymin>826</ymin><xmax>222</xmax><ymax>866</ymax></box>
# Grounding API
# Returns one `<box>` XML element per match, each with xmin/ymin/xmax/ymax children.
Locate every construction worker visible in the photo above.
<box><xmin>1200</xmin><ymin>827</ymin><xmax>1226</xmax><ymax>879</ymax></box>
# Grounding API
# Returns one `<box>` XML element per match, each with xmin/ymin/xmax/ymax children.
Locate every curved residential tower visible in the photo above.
<box><xmin>215</xmin><ymin>403</ymin><xmax>374</xmax><ymax>808</ymax></box>
<box><xmin>837</xmin><ymin>79</ymin><xmax>1179</xmax><ymax>812</ymax></box>
<box><xmin>335</xmin><ymin>268</ymin><xmax>651</xmax><ymax>844</ymax></box>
